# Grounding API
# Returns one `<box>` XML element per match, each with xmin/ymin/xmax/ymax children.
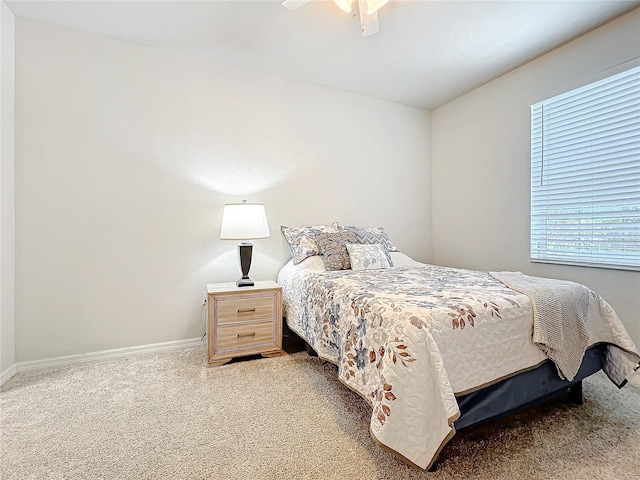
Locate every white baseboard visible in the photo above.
<box><xmin>1</xmin><ymin>364</ymin><xmax>17</xmax><ymax>386</ymax></box>
<box><xmin>15</xmin><ymin>337</ymin><xmax>204</xmax><ymax>374</ymax></box>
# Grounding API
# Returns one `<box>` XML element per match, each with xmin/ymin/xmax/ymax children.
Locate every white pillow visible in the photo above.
<box><xmin>346</xmin><ymin>243</ymin><xmax>393</xmax><ymax>271</ymax></box>
<box><xmin>389</xmin><ymin>252</ymin><xmax>424</xmax><ymax>267</ymax></box>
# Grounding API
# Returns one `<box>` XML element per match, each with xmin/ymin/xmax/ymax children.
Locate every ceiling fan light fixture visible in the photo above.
<box><xmin>333</xmin><ymin>0</ymin><xmax>354</xmax><ymax>13</ymax></box>
<box><xmin>364</xmin><ymin>0</ymin><xmax>389</xmax><ymax>15</ymax></box>
<box><xmin>285</xmin><ymin>0</ymin><xmax>389</xmax><ymax>36</ymax></box>
<box><xmin>282</xmin><ymin>0</ymin><xmax>313</xmax><ymax>10</ymax></box>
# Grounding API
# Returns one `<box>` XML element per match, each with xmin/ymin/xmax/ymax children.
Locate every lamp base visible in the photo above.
<box><xmin>236</xmin><ymin>241</ymin><xmax>254</xmax><ymax>288</ymax></box>
<box><xmin>236</xmin><ymin>277</ymin><xmax>254</xmax><ymax>288</ymax></box>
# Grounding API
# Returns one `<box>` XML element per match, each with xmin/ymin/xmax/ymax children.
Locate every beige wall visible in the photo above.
<box><xmin>432</xmin><ymin>9</ymin><xmax>640</xmax><ymax>345</ymax></box>
<box><xmin>14</xmin><ymin>19</ymin><xmax>432</xmax><ymax>362</ymax></box>
<box><xmin>0</xmin><ymin>1</ymin><xmax>16</xmax><ymax>380</ymax></box>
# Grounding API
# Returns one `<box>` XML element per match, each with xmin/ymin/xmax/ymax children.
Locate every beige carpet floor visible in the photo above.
<box><xmin>1</xmin><ymin>347</ymin><xmax>639</xmax><ymax>480</ymax></box>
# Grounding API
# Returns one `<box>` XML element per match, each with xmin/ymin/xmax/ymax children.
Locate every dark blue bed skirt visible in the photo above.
<box><xmin>454</xmin><ymin>344</ymin><xmax>606</xmax><ymax>431</ymax></box>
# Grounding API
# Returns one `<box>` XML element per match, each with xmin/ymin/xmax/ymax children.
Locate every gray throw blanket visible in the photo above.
<box><xmin>489</xmin><ymin>271</ymin><xmax>590</xmax><ymax>381</ymax></box>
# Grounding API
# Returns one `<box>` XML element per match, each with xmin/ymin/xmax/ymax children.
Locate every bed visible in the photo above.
<box><xmin>277</xmin><ymin>234</ymin><xmax>640</xmax><ymax>471</ymax></box>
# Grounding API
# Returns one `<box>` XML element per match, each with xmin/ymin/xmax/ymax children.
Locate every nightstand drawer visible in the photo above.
<box><xmin>216</xmin><ymin>295</ymin><xmax>275</xmax><ymax>325</ymax></box>
<box><xmin>216</xmin><ymin>321</ymin><xmax>275</xmax><ymax>352</ymax></box>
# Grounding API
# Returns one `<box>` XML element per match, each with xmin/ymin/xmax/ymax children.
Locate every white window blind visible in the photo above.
<box><xmin>531</xmin><ymin>65</ymin><xmax>640</xmax><ymax>271</ymax></box>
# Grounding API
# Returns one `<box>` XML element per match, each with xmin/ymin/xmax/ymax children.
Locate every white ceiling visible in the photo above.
<box><xmin>6</xmin><ymin>0</ymin><xmax>640</xmax><ymax>109</ymax></box>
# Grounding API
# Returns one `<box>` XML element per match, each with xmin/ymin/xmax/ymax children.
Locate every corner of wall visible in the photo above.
<box><xmin>1</xmin><ymin>363</ymin><xmax>16</xmax><ymax>386</ymax></box>
<box><xmin>0</xmin><ymin>0</ymin><xmax>16</xmax><ymax>375</ymax></box>
<box><xmin>425</xmin><ymin>108</ymin><xmax>434</xmax><ymax>264</ymax></box>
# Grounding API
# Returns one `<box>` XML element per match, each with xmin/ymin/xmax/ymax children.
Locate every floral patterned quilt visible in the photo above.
<box><xmin>278</xmin><ymin>257</ymin><xmax>640</xmax><ymax>470</ymax></box>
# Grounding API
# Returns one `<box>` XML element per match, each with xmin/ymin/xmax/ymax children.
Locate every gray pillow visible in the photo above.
<box><xmin>314</xmin><ymin>231</ymin><xmax>359</xmax><ymax>271</ymax></box>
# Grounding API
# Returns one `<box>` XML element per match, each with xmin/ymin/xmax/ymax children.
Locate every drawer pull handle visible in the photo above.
<box><xmin>237</xmin><ymin>332</ymin><xmax>256</xmax><ymax>338</ymax></box>
<box><xmin>238</xmin><ymin>308</ymin><xmax>256</xmax><ymax>314</ymax></box>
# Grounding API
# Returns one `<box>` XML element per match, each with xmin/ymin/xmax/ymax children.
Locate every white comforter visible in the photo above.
<box><xmin>278</xmin><ymin>254</ymin><xmax>640</xmax><ymax>470</ymax></box>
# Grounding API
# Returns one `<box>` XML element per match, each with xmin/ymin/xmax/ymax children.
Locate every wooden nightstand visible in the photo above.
<box><xmin>206</xmin><ymin>281</ymin><xmax>283</xmax><ymax>367</ymax></box>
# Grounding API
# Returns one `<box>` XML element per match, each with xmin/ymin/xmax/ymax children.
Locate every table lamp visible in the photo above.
<box><xmin>220</xmin><ymin>200</ymin><xmax>270</xmax><ymax>287</ymax></box>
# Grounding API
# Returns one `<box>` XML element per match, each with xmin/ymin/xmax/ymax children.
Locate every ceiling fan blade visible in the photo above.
<box><xmin>282</xmin><ymin>0</ymin><xmax>313</xmax><ymax>10</ymax></box>
<box><xmin>358</xmin><ymin>0</ymin><xmax>379</xmax><ymax>36</ymax></box>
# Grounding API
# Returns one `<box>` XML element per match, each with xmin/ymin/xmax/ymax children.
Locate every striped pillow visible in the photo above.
<box><xmin>342</xmin><ymin>226</ymin><xmax>399</xmax><ymax>252</ymax></box>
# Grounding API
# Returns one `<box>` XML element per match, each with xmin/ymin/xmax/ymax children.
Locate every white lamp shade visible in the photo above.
<box><xmin>220</xmin><ymin>203</ymin><xmax>270</xmax><ymax>240</ymax></box>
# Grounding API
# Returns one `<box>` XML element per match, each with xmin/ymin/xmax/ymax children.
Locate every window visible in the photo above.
<box><xmin>530</xmin><ymin>66</ymin><xmax>640</xmax><ymax>271</ymax></box>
